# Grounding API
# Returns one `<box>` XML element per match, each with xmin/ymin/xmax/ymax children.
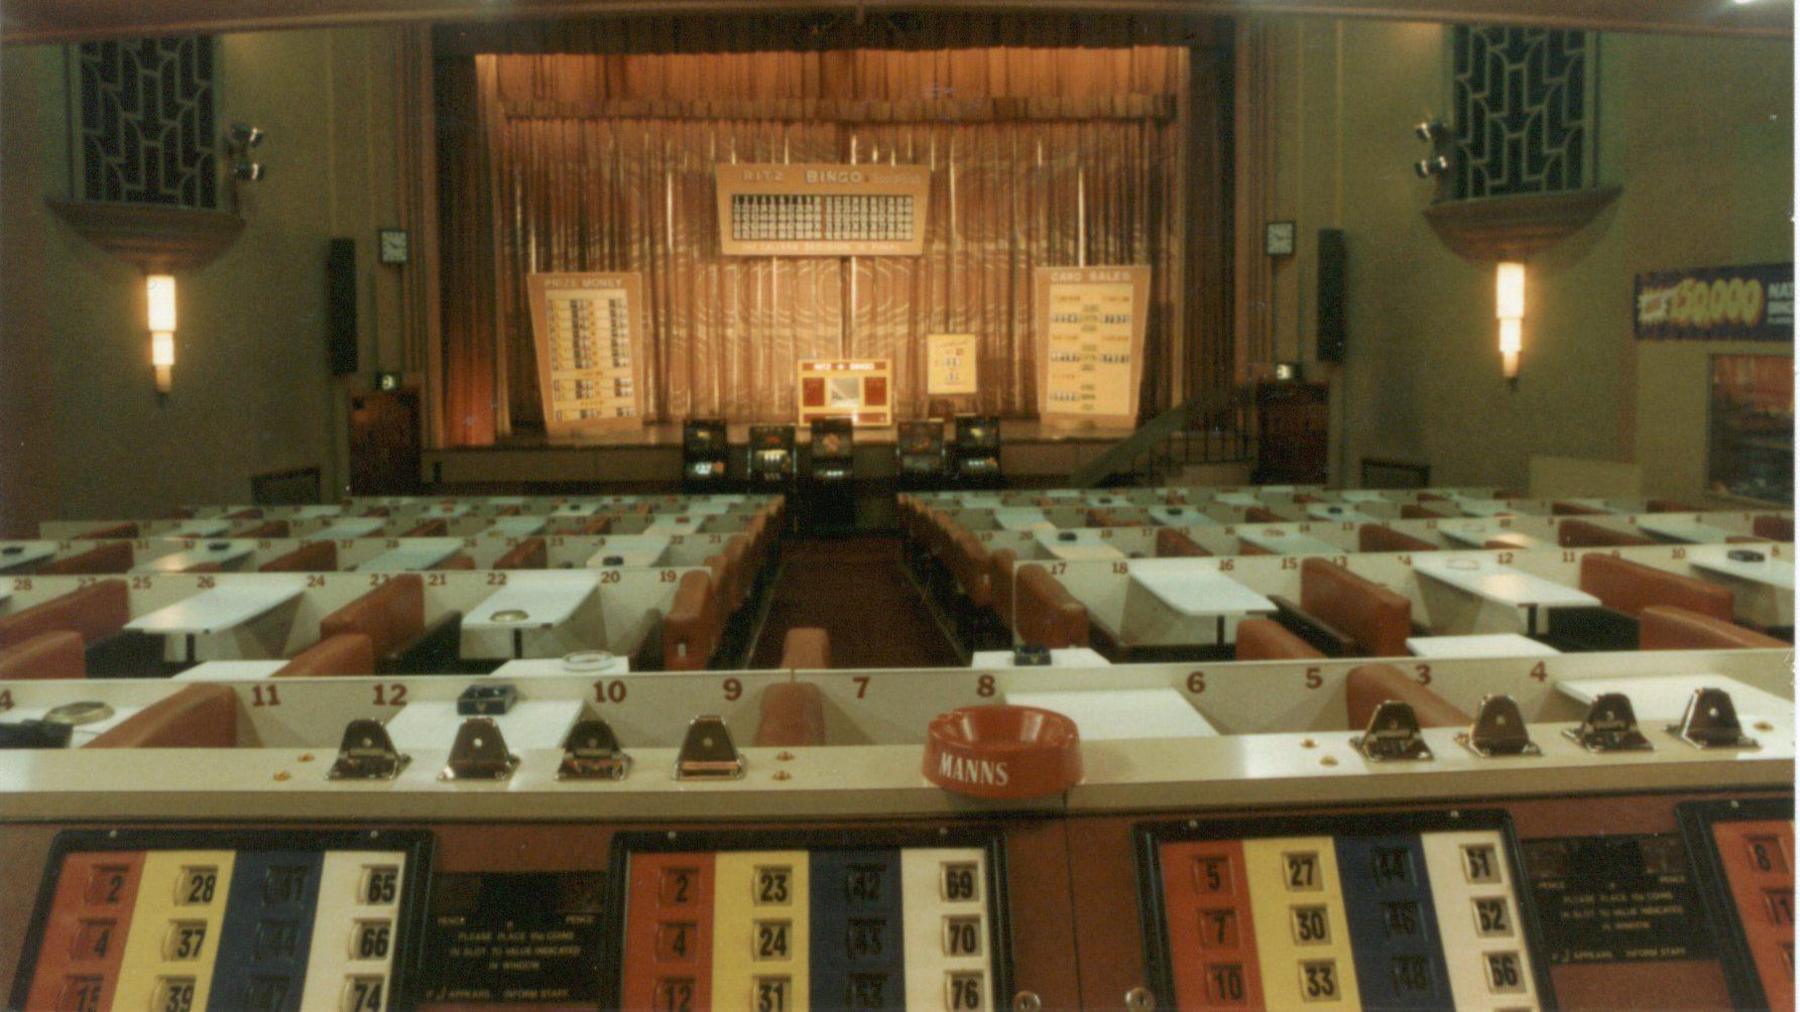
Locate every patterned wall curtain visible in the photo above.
<box><xmin>444</xmin><ymin>46</ymin><xmax>1197</xmax><ymax>441</ymax></box>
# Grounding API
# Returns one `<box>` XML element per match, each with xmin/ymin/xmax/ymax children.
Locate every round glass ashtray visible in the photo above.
<box><xmin>491</xmin><ymin>609</ymin><xmax>530</xmax><ymax>623</ymax></box>
<box><xmin>560</xmin><ymin>651</ymin><xmax>616</xmax><ymax>672</ymax></box>
<box><xmin>44</xmin><ymin>701</ymin><xmax>115</xmax><ymax>726</ymax></box>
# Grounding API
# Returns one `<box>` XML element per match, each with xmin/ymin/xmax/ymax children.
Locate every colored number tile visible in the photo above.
<box><xmin>1155</xmin><ymin>841</ymin><xmax>1266</xmax><ymax>1010</ymax></box>
<box><xmin>1242</xmin><ymin>838</ymin><xmax>1362</xmax><ymax>1007</ymax></box>
<box><xmin>1706</xmin><ymin>819</ymin><xmax>1795</xmax><ymax>1012</ymax></box>
<box><xmin>621</xmin><ymin>854</ymin><xmax>716</xmax><ymax>1012</ymax></box>
<box><xmin>810</xmin><ymin>849</ymin><xmax>903</xmax><ymax>1011</ymax></box>
<box><xmin>1418</xmin><ymin>830</ymin><xmax>1541</xmax><ymax>1012</ymax></box>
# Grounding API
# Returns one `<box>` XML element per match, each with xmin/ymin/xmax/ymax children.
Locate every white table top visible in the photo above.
<box><xmin>135</xmin><ymin>541</ymin><xmax>257</xmax><ymax>573</ymax></box>
<box><xmin>1440</xmin><ymin>524</ymin><xmax>1552</xmax><ymax>551</ymax></box>
<box><xmin>551</xmin><ymin>502</ymin><xmax>602</xmax><ymax>517</ymax></box>
<box><xmin>1456</xmin><ymin>499</ymin><xmax>1517</xmax><ymax>518</ymax></box>
<box><xmin>1306</xmin><ymin>503</ymin><xmax>1375</xmax><ymax>523</ymax></box>
<box><xmin>1412</xmin><ymin>555</ymin><xmax>1600</xmax><ymax>609</ymax></box>
<box><xmin>306</xmin><ymin>518</ymin><xmax>386</xmax><ymax>541</ymax></box>
<box><xmin>1559</xmin><ymin>497</ymin><xmax>1621</xmax><ymax>513</ymax></box>
<box><xmin>1235</xmin><ymin>528</ymin><xmax>1341</xmax><ymax>556</ymax></box>
<box><xmin>1005</xmin><ymin>687</ymin><xmax>1217</xmax><ymax>740</ymax></box>
<box><xmin>463</xmin><ymin>572</ymin><xmax>600</xmax><ymax>631</ymax></box>
<box><xmin>383</xmin><ymin>698</ymin><xmax>585</xmax><ymax>751</ymax></box>
<box><xmin>992</xmin><ymin>508</ymin><xmax>1051</xmax><ymax>531</ymax></box>
<box><xmin>174</xmin><ymin>660</ymin><xmax>288</xmax><ymax>681</ymax></box>
<box><xmin>1150</xmin><ymin>507</ymin><xmax>1219</xmax><ymax>527</ymax></box>
<box><xmin>354</xmin><ymin>538</ymin><xmax>464</xmax><ymax>572</ymax></box>
<box><xmin>1033</xmin><ymin>529</ymin><xmax>1126</xmax><ymax>561</ymax></box>
<box><xmin>584</xmin><ymin>534</ymin><xmax>673</xmax><ymax>569</ymax></box>
<box><xmin>0</xmin><ymin>542</ymin><xmax>59</xmax><ymax>571</ymax></box>
<box><xmin>125</xmin><ymin>580</ymin><xmax>306</xmax><ymax>635</ymax></box>
<box><xmin>1558</xmin><ymin>674</ymin><xmax>1793</xmax><ymax>722</ymax></box>
<box><xmin>1686</xmin><ymin>545</ymin><xmax>1796</xmax><ymax>589</ymax></box>
<box><xmin>1213</xmin><ymin>492</ymin><xmax>1263</xmax><ymax>508</ymax></box>
<box><xmin>971</xmin><ymin>647</ymin><xmax>1111</xmax><ymax>669</ymax></box>
<box><xmin>1406</xmin><ymin>634</ymin><xmax>1561</xmax><ymax>658</ymax></box>
<box><xmin>645</xmin><ymin>514</ymin><xmax>702</xmax><ymax>531</ymax></box>
<box><xmin>489</xmin><ymin>516</ymin><xmax>548</xmax><ymax>538</ymax></box>
<box><xmin>1128</xmin><ymin>563</ymin><xmax>1276</xmax><ymax>618</ymax></box>
<box><xmin>1338</xmin><ymin>490</ymin><xmax>1393</xmax><ymax>503</ymax></box>
<box><xmin>490</xmin><ymin>653</ymin><xmax>631</xmax><ymax>677</ymax></box>
<box><xmin>1635</xmin><ymin>515</ymin><xmax>1737</xmax><ymax>544</ymax></box>
<box><xmin>168</xmin><ymin>519</ymin><xmax>232</xmax><ymax>537</ymax></box>
<box><xmin>7</xmin><ymin>702</ymin><xmax>146</xmax><ymax>746</ymax></box>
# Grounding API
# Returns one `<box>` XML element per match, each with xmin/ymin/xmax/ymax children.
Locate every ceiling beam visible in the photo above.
<box><xmin>3</xmin><ymin>0</ymin><xmax>1791</xmax><ymax>46</ymax></box>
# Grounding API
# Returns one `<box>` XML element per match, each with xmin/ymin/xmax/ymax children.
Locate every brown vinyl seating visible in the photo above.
<box><xmin>1233</xmin><ymin>618</ymin><xmax>1324</xmax><ymax>661</ymax></box>
<box><xmin>38</xmin><ymin>541</ymin><xmax>133</xmax><ymax>575</ymax></box>
<box><xmin>1012</xmin><ymin>564</ymin><xmax>1089</xmax><ymax>649</ymax></box>
<box><xmin>259</xmin><ymin>541</ymin><xmax>336</xmax><ymax>572</ymax></box>
<box><xmin>231</xmin><ymin>520</ymin><xmax>291</xmax><ymax>539</ymax></box>
<box><xmin>664</xmin><ymin>570</ymin><xmax>718</xmax><ymax>671</ymax></box>
<box><xmin>1753</xmin><ymin>515</ymin><xmax>1794</xmax><ymax>542</ymax></box>
<box><xmin>1399</xmin><ymin>504</ymin><xmax>1448</xmax><ymax>520</ymax></box>
<box><xmin>1638</xmin><ymin>606</ymin><xmax>1787</xmax><ymax>650</ymax></box>
<box><xmin>492</xmin><ymin>537</ymin><xmax>548</xmax><ymax>570</ymax></box>
<box><xmin>76</xmin><ymin>522</ymin><xmax>139</xmax><ymax>540</ymax></box>
<box><xmin>574</xmin><ymin>516</ymin><xmax>615</xmax><ymax>536</ymax></box>
<box><xmin>753</xmin><ymin>680</ymin><xmax>827</xmax><ymax>747</ymax></box>
<box><xmin>778</xmin><ymin>627</ymin><xmax>831</xmax><ymax>669</ymax></box>
<box><xmin>1085</xmin><ymin>507</ymin><xmax>1146</xmax><ymax>528</ymax></box>
<box><xmin>1243</xmin><ymin>506</ymin><xmax>1282</xmax><ymax>524</ymax></box>
<box><xmin>0</xmin><ymin>631</ymin><xmax>86</xmax><ymax>679</ymax></box>
<box><xmin>1155</xmin><ymin>528</ymin><xmax>1211</xmax><ymax>558</ymax></box>
<box><xmin>1345</xmin><ymin>663</ymin><xmax>1471</xmax><ymax>729</ymax></box>
<box><xmin>1552</xmin><ymin>500</ymin><xmax>1611</xmax><ymax>516</ymax></box>
<box><xmin>1578</xmin><ymin>554</ymin><xmax>1734</xmax><ymax>622</ymax></box>
<box><xmin>1297</xmin><ymin>557</ymin><xmax>1412</xmax><ymax>657</ymax></box>
<box><xmin>1557</xmin><ymin>518</ymin><xmax>1655</xmax><ymax>549</ymax></box>
<box><xmin>1357</xmin><ymin>524</ymin><xmax>1437</xmax><ymax>554</ymax></box>
<box><xmin>946</xmin><ymin>530</ymin><xmax>992</xmax><ymax>611</ymax></box>
<box><xmin>86</xmin><ymin>684</ymin><xmax>238</xmax><ymax>748</ymax></box>
<box><xmin>317</xmin><ymin>574</ymin><xmax>444</xmax><ymax>662</ymax></box>
<box><xmin>273</xmin><ymin>633</ymin><xmax>376</xmax><ymax>677</ymax></box>
<box><xmin>988</xmin><ymin>549</ymin><xmax>1019</xmax><ymax>630</ymax></box>
<box><xmin>0</xmin><ymin>581</ymin><xmax>129</xmax><ymax>649</ymax></box>
<box><xmin>400</xmin><ymin>519</ymin><xmax>449</xmax><ymax>537</ymax></box>
<box><xmin>1645</xmin><ymin>499</ymin><xmax>1697</xmax><ymax>514</ymax></box>
<box><xmin>432</xmin><ymin>554</ymin><xmax>477</xmax><ymax>570</ymax></box>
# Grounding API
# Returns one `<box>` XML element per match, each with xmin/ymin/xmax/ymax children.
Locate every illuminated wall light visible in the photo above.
<box><xmin>1495</xmin><ymin>261</ymin><xmax>1525</xmax><ymax>383</ymax></box>
<box><xmin>146</xmin><ymin>274</ymin><xmax>177</xmax><ymax>394</ymax></box>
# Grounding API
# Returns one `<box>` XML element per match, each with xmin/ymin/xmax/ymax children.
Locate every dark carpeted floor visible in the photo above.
<box><xmin>748</xmin><ymin>535</ymin><xmax>961</xmax><ymax>669</ymax></box>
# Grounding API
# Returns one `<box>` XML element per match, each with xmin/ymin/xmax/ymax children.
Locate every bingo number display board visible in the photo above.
<box><xmin>797</xmin><ymin>359</ymin><xmax>892</xmax><ymax>428</ymax></box>
<box><xmin>1679</xmin><ymin>799</ymin><xmax>1795</xmax><ymax>1011</ymax></box>
<box><xmin>606</xmin><ymin>830</ymin><xmax>1009</xmax><ymax>1011</ymax></box>
<box><xmin>1034</xmin><ymin>266</ymin><xmax>1150</xmax><ymax>428</ymax></box>
<box><xmin>1136</xmin><ymin>812</ymin><xmax>1550</xmax><ymax>1011</ymax></box>
<box><xmin>526</xmin><ymin>272</ymin><xmax>648</xmax><ymax>435</ymax></box>
<box><xmin>926</xmin><ymin>334</ymin><xmax>979</xmax><ymax>397</ymax></box>
<box><xmin>716</xmin><ymin>164</ymin><xmax>932</xmax><ymax>257</ymax></box>
<box><xmin>10</xmin><ymin>829</ymin><xmax>432</xmax><ymax>1012</ymax></box>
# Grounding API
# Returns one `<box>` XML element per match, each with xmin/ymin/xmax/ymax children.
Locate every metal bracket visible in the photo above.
<box><xmin>1666</xmin><ymin>687</ymin><xmax>1759</xmax><ymax>750</ymax></box>
<box><xmin>675</xmin><ymin>715</ymin><xmax>745</xmax><ymax>780</ymax></box>
<box><xmin>1461</xmin><ymin>694</ymin><xmax>1540</xmax><ymax>758</ymax></box>
<box><xmin>557</xmin><ymin>718</ymin><xmax>632</xmax><ymax>781</ymax></box>
<box><xmin>328</xmin><ymin>719</ymin><xmax>410</xmax><ymax>781</ymax></box>
<box><xmin>1349</xmin><ymin>701</ymin><xmax>1433</xmax><ymax>762</ymax></box>
<box><xmin>1561</xmin><ymin>693</ymin><xmax>1652</xmax><ymax>752</ymax></box>
<box><xmin>439</xmin><ymin>717</ymin><xmax>521</xmax><ymax>781</ymax></box>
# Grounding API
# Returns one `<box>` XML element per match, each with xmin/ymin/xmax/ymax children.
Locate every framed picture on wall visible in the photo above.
<box><xmin>1708</xmin><ymin>354</ymin><xmax>1793</xmax><ymax>504</ymax></box>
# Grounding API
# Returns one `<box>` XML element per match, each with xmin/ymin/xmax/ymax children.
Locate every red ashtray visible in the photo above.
<box><xmin>923</xmin><ymin>705</ymin><xmax>1082</xmax><ymax>800</ymax></box>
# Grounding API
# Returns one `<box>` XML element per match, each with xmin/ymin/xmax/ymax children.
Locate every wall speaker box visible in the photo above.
<box><xmin>327</xmin><ymin>237</ymin><xmax>358</xmax><ymax>376</ymax></box>
<box><xmin>1316</xmin><ymin>228</ymin><xmax>1347</xmax><ymax>363</ymax></box>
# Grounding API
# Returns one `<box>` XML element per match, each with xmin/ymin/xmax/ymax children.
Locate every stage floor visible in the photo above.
<box><xmin>420</xmin><ymin>419</ymin><xmax>1140</xmax><ymax>487</ymax></box>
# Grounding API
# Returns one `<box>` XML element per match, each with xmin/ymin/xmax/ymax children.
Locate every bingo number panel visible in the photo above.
<box><xmin>10</xmin><ymin>830</ymin><xmax>431</xmax><ymax>1012</ymax></box>
<box><xmin>1678</xmin><ymin>799</ymin><xmax>1795</xmax><ymax>1011</ymax></box>
<box><xmin>715</xmin><ymin>164</ymin><xmax>932</xmax><ymax>257</ymax></box>
<box><xmin>1136</xmin><ymin>812</ymin><xmax>1552</xmax><ymax>1011</ymax></box>
<box><xmin>605</xmin><ymin>830</ymin><xmax>1009</xmax><ymax>1012</ymax></box>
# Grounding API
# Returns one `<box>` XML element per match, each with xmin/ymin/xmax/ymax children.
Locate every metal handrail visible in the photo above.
<box><xmin>1069</xmin><ymin>387</ymin><xmax>1243</xmax><ymax>488</ymax></box>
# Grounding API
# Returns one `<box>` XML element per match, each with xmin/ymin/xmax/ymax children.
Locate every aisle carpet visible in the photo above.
<box><xmin>748</xmin><ymin>535</ymin><xmax>960</xmax><ymax>669</ymax></box>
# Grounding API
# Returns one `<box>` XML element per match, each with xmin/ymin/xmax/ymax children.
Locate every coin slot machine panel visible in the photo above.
<box><xmin>10</xmin><ymin>830</ymin><xmax>432</xmax><ymax>1012</ymax></box>
<box><xmin>1136</xmin><ymin>811</ymin><xmax>1552</xmax><ymax>1011</ymax></box>
<box><xmin>605</xmin><ymin>829</ymin><xmax>1011</xmax><ymax>1012</ymax></box>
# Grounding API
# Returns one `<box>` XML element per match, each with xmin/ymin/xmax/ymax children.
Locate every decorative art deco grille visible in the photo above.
<box><xmin>76</xmin><ymin>37</ymin><xmax>217</xmax><ymax>208</ymax></box>
<box><xmin>1451</xmin><ymin>27</ymin><xmax>1593</xmax><ymax>200</ymax></box>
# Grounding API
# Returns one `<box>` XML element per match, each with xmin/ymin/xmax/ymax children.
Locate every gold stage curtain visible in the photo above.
<box><xmin>446</xmin><ymin>45</ymin><xmax>1204</xmax><ymax>439</ymax></box>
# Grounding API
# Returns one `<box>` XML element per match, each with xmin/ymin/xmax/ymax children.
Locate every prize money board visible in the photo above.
<box><xmin>526</xmin><ymin>272</ymin><xmax>647</xmax><ymax>435</ymax></box>
<box><xmin>716</xmin><ymin>164</ymin><xmax>932</xmax><ymax>257</ymax></box>
<box><xmin>1033</xmin><ymin>266</ymin><xmax>1150</xmax><ymax>428</ymax></box>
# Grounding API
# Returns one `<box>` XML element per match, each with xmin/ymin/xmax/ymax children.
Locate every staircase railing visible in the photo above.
<box><xmin>1069</xmin><ymin>387</ymin><xmax>1244</xmax><ymax>488</ymax></box>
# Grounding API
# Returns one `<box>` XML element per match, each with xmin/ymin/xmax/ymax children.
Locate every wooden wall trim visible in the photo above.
<box><xmin>4</xmin><ymin>0</ymin><xmax>1789</xmax><ymax>47</ymax></box>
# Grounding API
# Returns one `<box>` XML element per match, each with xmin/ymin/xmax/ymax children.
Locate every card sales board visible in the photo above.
<box><xmin>526</xmin><ymin>272</ymin><xmax>648</xmax><ymax>435</ymax></box>
<box><xmin>1033</xmin><ymin>266</ymin><xmax>1150</xmax><ymax>428</ymax></box>
<box><xmin>716</xmin><ymin>164</ymin><xmax>931</xmax><ymax>257</ymax></box>
<box><xmin>926</xmin><ymin>334</ymin><xmax>979</xmax><ymax>397</ymax></box>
